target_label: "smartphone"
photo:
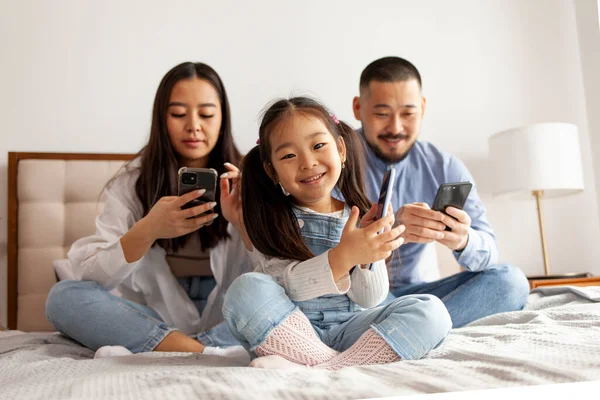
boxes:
[375,167,397,234]
[177,167,218,212]
[364,167,397,271]
[431,182,473,231]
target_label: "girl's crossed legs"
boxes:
[223,272,452,370]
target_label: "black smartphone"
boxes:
[365,167,397,271]
[177,167,218,212]
[375,167,397,234]
[431,182,473,231]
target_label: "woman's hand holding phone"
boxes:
[142,190,218,241]
[121,191,218,263]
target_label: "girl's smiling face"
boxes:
[267,114,346,213]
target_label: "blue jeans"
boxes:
[222,272,452,360]
[385,264,530,328]
[45,280,240,353]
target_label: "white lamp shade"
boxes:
[489,123,584,198]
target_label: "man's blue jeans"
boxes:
[385,264,530,328]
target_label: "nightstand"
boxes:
[528,275,600,289]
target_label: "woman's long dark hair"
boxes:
[135,62,241,252]
[241,97,371,261]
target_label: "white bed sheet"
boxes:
[1,286,599,400]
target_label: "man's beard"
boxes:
[366,133,415,164]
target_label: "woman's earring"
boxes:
[341,161,345,169]
[279,182,290,196]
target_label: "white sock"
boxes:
[250,355,309,370]
[203,345,251,364]
[94,345,133,359]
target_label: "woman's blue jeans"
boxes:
[45,280,239,353]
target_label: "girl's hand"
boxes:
[359,202,394,232]
[329,206,405,279]
[219,162,243,228]
[141,189,218,241]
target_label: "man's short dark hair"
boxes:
[359,56,422,92]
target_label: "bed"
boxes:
[2,152,600,399]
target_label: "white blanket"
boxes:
[1,286,599,400]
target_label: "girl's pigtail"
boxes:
[335,121,372,217]
[241,146,314,261]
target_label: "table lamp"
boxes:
[488,122,590,279]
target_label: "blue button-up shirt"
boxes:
[354,129,498,288]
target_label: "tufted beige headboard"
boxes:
[7,152,135,331]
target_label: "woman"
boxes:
[46,62,250,360]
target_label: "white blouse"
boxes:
[61,159,250,335]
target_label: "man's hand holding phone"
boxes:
[395,180,473,251]
[395,203,446,244]
[436,206,470,251]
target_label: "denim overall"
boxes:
[291,206,362,330]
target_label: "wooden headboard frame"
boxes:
[7,152,136,329]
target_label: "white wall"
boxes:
[1,0,599,327]
[574,0,600,235]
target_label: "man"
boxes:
[352,56,529,328]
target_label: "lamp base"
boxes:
[527,272,593,280]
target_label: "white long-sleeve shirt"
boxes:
[60,159,250,335]
[247,215,390,309]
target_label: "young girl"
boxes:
[45,62,250,361]
[219,97,451,370]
